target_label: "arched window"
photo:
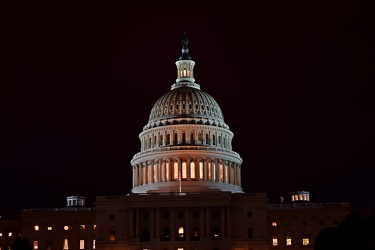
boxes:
[208,162,212,180]
[174,133,178,144]
[225,164,229,182]
[167,134,171,145]
[147,165,151,183]
[199,161,204,179]
[219,163,223,182]
[165,162,169,180]
[213,163,216,181]
[190,162,195,179]
[173,162,179,179]
[182,133,186,144]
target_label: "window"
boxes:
[47,240,52,250]
[8,232,12,237]
[34,225,39,231]
[302,238,309,245]
[47,226,52,231]
[178,213,184,219]
[93,224,97,230]
[247,228,253,238]
[272,237,278,246]
[219,164,223,181]
[225,165,229,182]
[79,240,84,249]
[63,238,68,250]
[110,231,115,241]
[110,214,115,220]
[0,233,2,236]
[165,162,169,179]
[80,225,86,230]
[319,220,324,225]
[247,212,253,217]
[143,213,149,219]
[190,162,195,179]
[271,221,277,227]
[199,162,204,179]
[192,212,199,218]
[64,226,69,231]
[178,227,184,239]
[208,162,212,180]
[193,227,199,237]
[33,240,38,249]
[286,236,292,246]
[92,240,96,249]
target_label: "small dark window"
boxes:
[213,213,219,218]
[143,213,149,219]
[333,220,339,225]
[163,213,169,219]
[319,220,325,225]
[193,212,199,218]
[302,221,308,226]
[247,212,253,217]
[110,214,115,220]
[247,228,253,238]
[178,213,184,219]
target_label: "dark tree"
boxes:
[10,237,33,250]
[314,211,375,250]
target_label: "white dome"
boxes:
[131,33,243,194]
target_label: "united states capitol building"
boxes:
[0,34,353,250]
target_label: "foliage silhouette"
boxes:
[10,237,33,250]
[314,211,375,250]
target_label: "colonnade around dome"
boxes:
[132,156,242,191]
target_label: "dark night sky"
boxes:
[2,2,375,214]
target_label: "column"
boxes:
[170,209,175,239]
[135,209,139,238]
[150,208,154,238]
[206,207,210,238]
[129,209,133,239]
[200,207,204,238]
[221,206,225,237]
[185,208,189,239]
[227,207,232,237]
[238,165,241,186]
[156,208,160,239]
[187,157,191,180]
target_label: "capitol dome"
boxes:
[131,33,243,194]
[145,85,229,130]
